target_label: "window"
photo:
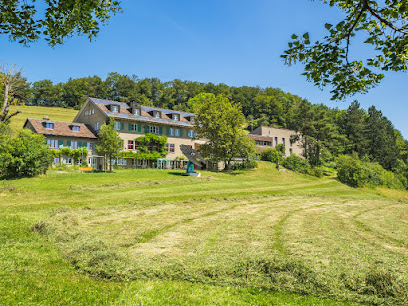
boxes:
[45,122,54,129]
[135,141,139,149]
[154,111,160,118]
[71,141,78,149]
[91,109,95,115]
[87,142,94,150]
[85,110,88,116]
[111,105,119,113]
[65,158,72,164]
[174,128,180,136]
[282,138,285,145]
[173,114,179,121]
[114,122,121,130]
[95,122,100,130]
[289,148,293,155]
[54,157,60,164]
[165,143,175,153]
[274,137,278,146]
[188,130,194,138]
[149,126,159,134]
[133,109,140,116]
[72,125,80,132]
[128,140,134,150]
[47,139,58,148]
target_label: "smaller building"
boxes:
[248,126,303,157]
[23,117,100,167]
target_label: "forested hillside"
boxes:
[4,72,408,175]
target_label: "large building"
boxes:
[24,98,303,170]
[248,126,303,157]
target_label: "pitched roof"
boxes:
[88,97,195,127]
[25,118,98,139]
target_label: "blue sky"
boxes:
[2,0,408,137]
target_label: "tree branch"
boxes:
[363,0,408,34]
[3,110,21,122]
[345,4,367,63]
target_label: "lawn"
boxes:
[8,105,78,131]
[1,162,407,305]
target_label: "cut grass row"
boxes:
[1,162,408,304]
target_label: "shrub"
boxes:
[1,129,52,178]
[307,166,324,178]
[233,160,258,170]
[282,154,311,173]
[261,148,283,163]
[336,155,405,189]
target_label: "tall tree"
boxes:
[0,0,122,46]
[0,64,30,123]
[283,0,408,100]
[95,120,123,172]
[191,93,256,169]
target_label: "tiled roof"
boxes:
[25,118,98,139]
[88,97,195,127]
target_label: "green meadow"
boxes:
[1,162,408,305]
[8,105,77,131]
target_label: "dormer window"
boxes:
[72,125,80,132]
[154,111,160,118]
[173,114,179,121]
[45,122,54,129]
[111,105,119,113]
[133,108,140,116]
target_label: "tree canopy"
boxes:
[191,93,257,169]
[0,0,122,46]
[95,120,123,171]
[282,0,408,100]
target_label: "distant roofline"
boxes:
[250,125,297,134]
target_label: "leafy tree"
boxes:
[31,80,64,107]
[338,101,369,156]
[191,93,257,169]
[282,0,408,99]
[95,120,123,172]
[0,0,122,46]
[261,148,283,163]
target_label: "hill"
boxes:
[1,162,408,304]
[8,105,78,131]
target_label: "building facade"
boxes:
[24,117,99,166]
[248,126,303,157]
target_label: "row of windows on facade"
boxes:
[126,140,175,153]
[45,122,80,132]
[255,137,292,147]
[111,105,181,121]
[95,121,197,138]
[47,139,94,150]
[84,109,95,116]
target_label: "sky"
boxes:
[1,0,408,137]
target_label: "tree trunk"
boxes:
[0,83,9,123]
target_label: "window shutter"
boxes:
[180,129,183,137]
[83,142,87,149]
[121,122,124,130]
[67,140,71,148]
[59,140,64,148]
[137,124,141,132]
[159,126,163,135]
[78,142,82,148]
[144,125,149,133]
[167,128,170,136]
[128,123,132,131]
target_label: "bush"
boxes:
[1,129,52,178]
[336,154,405,189]
[261,148,283,163]
[283,154,311,173]
[233,160,258,170]
[307,166,324,178]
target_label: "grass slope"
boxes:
[1,162,408,304]
[8,105,78,131]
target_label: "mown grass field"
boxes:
[1,162,408,305]
[8,105,77,131]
